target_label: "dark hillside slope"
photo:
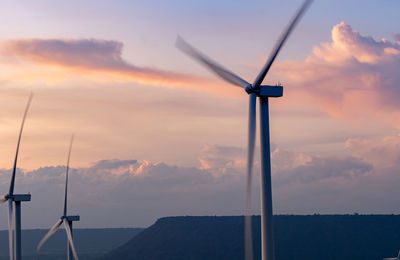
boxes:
[103,215,400,260]
[0,228,143,259]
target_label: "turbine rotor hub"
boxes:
[245,85,257,94]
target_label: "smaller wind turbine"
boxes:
[0,93,33,260]
[37,135,80,260]
[383,250,400,260]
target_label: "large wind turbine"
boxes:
[0,93,33,260]
[37,135,80,260]
[176,1,312,260]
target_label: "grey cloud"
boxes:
[0,144,393,229]
[274,156,372,186]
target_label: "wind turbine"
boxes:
[36,135,80,260]
[176,1,312,260]
[0,93,33,260]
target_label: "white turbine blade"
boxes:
[9,92,33,196]
[245,93,257,260]
[7,200,13,260]
[176,35,250,89]
[64,221,79,260]
[36,219,63,253]
[0,196,7,203]
[252,0,313,88]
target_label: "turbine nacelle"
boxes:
[11,194,31,202]
[245,85,283,98]
[62,215,80,222]
[2,194,31,202]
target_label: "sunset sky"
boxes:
[0,0,400,228]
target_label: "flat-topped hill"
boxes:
[103,215,400,260]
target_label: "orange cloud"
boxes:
[0,38,245,98]
[1,39,201,86]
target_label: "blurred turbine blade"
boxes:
[64,221,79,260]
[36,219,63,253]
[64,135,74,217]
[0,196,8,203]
[176,35,250,88]
[252,0,313,88]
[9,92,33,196]
[8,200,13,260]
[245,93,257,260]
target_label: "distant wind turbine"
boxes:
[36,135,80,260]
[176,1,313,260]
[0,93,33,260]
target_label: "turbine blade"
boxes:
[0,196,8,203]
[9,93,33,196]
[7,200,13,260]
[252,0,313,88]
[64,221,79,260]
[176,35,250,89]
[36,219,63,253]
[245,93,257,260]
[63,135,74,217]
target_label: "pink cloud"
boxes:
[276,22,400,127]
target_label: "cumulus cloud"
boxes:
[322,22,399,64]
[393,34,400,42]
[198,145,246,174]
[274,156,372,186]
[1,38,204,87]
[276,22,400,127]
[0,140,387,228]
[346,136,400,168]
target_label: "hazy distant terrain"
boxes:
[0,228,143,259]
[103,215,400,260]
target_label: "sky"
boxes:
[0,0,400,228]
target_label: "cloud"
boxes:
[274,155,372,186]
[345,136,400,168]
[393,34,400,42]
[198,145,245,174]
[325,22,399,64]
[276,22,400,127]
[0,140,387,229]
[1,38,206,88]
[2,158,245,228]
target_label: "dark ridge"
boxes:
[102,215,400,260]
